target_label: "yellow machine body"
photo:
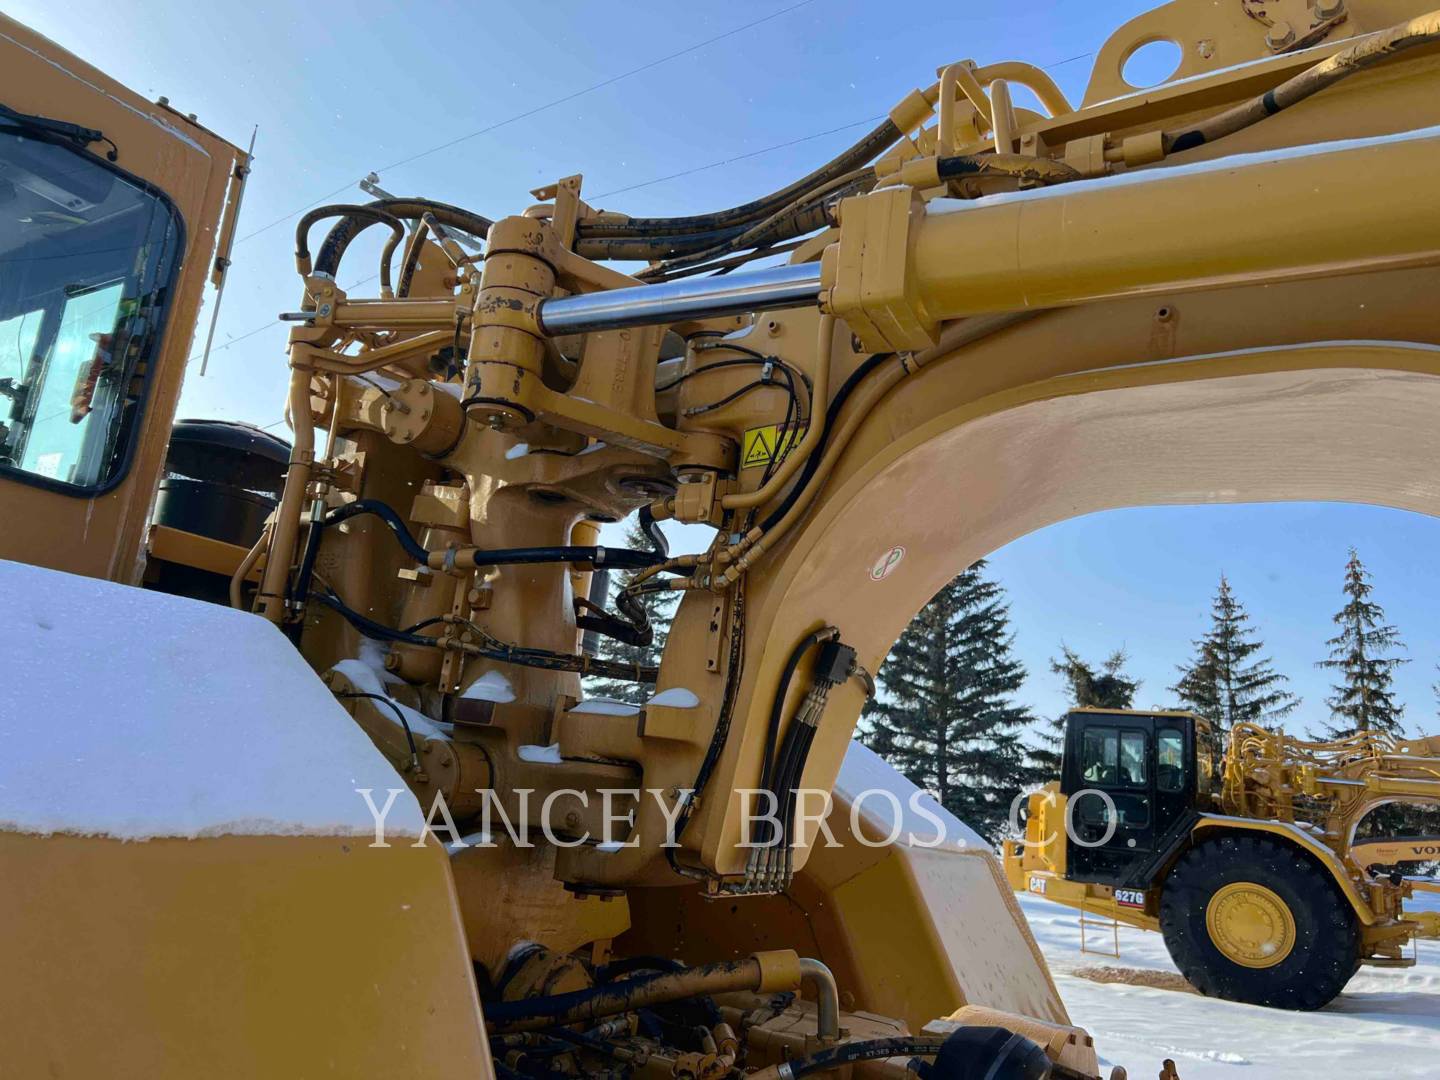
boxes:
[5,0,1440,1073]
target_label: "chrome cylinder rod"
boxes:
[536,261,823,336]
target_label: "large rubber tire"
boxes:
[1159,835,1359,1010]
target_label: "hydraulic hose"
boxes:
[314,591,659,682]
[295,205,405,295]
[312,197,495,281]
[1163,10,1440,154]
[756,350,894,532]
[396,217,431,297]
[721,314,836,512]
[576,117,903,240]
[934,152,1080,185]
[644,168,875,279]
[484,952,799,1033]
[315,499,666,572]
[573,222,752,262]
[748,1038,947,1080]
[759,628,838,801]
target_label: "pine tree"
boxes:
[1171,574,1298,729]
[1316,548,1408,738]
[1031,647,1139,775]
[859,560,1036,840]
[582,521,677,705]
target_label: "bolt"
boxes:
[384,654,402,671]
[1265,21,1296,50]
[1315,0,1345,18]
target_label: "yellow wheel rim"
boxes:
[1205,882,1297,969]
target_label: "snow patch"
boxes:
[1018,890,1440,1078]
[0,560,424,839]
[462,670,516,703]
[834,741,985,851]
[517,743,564,764]
[329,658,449,740]
[569,698,642,717]
[647,687,700,709]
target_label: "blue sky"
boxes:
[14,1,1435,733]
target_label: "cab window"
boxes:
[1119,730,1147,787]
[0,126,183,493]
[1081,726,1119,786]
[1157,727,1186,793]
[1079,725,1149,789]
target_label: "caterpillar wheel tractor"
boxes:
[1004,710,1440,1009]
[8,0,1440,1076]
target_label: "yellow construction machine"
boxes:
[6,0,1440,1075]
[1004,710,1440,1009]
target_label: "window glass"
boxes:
[1119,730,1147,787]
[1157,727,1185,793]
[0,129,182,491]
[1081,726,1118,786]
[1194,720,1222,798]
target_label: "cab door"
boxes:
[0,16,242,582]
[1061,712,1157,885]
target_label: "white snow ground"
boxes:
[1017,890,1440,1078]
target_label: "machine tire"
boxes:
[1159,834,1359,1010]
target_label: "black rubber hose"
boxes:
[313,591,435,646]
[595,955,686,983]
[484,957,769,1033]
[323,499,433,564]
[314,590,658,682]
[396,218,431,298]
[574,222,751,262]
[644,167,874,279]
[772,717,817,855]
[782,1037,947,1078]
[313,197,494,280]
[757,352,894,533]
[296,204,405,294]
[322,499,666,570]
[760,629,835,799]
[934,153,1080,185]
[576,117,903,238]
[335,690,420,764]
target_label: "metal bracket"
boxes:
[1241,0,1347,53]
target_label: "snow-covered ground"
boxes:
[1017,891,1440,1078]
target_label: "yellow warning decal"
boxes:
[741,423,804,469]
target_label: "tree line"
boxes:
[588,533,1422,842]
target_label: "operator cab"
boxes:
[1059,708,1220,887]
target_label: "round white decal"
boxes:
[870,546,905,581]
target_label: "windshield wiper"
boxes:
[0,103,117,161]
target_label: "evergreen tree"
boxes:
[582,521,677,705]
[1171,574,1298,729]
[1030,647,1139,775]
[1316,548,1407,738]
[859,560,1036,840]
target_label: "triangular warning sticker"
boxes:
[742,427,776,468]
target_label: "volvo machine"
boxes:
[5,0,1440,1075]
[1005,710,1440,1008]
